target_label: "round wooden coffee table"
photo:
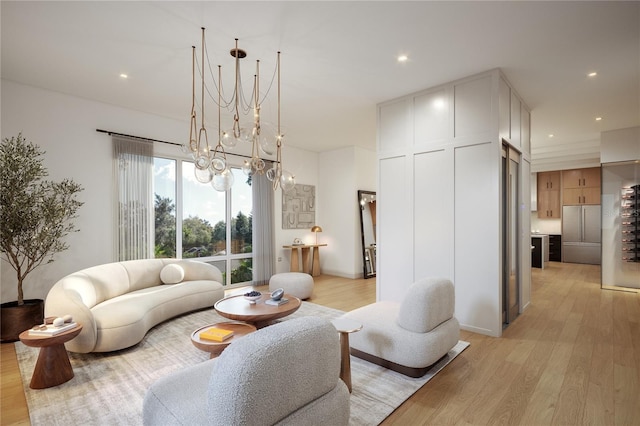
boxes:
[214,293,302,328]
[191,321,256,358]
[18,323,83,389]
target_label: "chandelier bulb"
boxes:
[212,168,235,192]
[221,130,237,148]
[210,157,226,173]
[194,167,214,184]
[180,143,192,155]
[194,154,211,171]
[242,159,252,176]
[280,170,296,192]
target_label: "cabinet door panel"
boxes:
[582,167,601,188]
[562,170,583,189]
[538,190,561,218]
[563,188,582,205]
[582,187,601,204]
[538,171,560,190]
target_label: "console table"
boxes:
[282,244,327,276]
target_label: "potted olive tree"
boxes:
[0,133,83,342]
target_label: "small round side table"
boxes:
[191,322,256,358]
[331,318,363,393]
[19,323,83,389]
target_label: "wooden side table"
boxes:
[19,324,83,389]
[282,244,327,276]
[331,318,362,393]
[190,322,256,358]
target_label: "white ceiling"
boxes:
[2,1,639,171]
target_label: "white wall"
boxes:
[317,146,377,279]
[273,145,320,274]
[601,126,640,164]
[530,216,562,235]
[0,80,324,302]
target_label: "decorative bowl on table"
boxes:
[270,288,284,301]
[243,291,262,304]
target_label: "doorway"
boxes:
[502,143,521,326]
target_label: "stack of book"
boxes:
[199,327,235,342]
[29,322,78,336]
[265,298,289,306]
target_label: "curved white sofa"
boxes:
[45,259,225,353]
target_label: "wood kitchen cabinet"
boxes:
[537,171,561,218]
[563,187,601,205]
[562,167,601,189]
[562,167,601,205]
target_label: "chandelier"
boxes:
[182,27,295,192]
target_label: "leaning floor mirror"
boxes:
[358,190,376,278]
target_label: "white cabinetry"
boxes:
[377,69,531,338]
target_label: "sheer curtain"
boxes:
[252,172,275,285]
[112,135,154,261]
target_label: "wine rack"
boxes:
[621,184,639,263]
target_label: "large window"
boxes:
[153,158,253,287]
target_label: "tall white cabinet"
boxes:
[377,69,531,337]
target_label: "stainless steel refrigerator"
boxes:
[562,205,601,264]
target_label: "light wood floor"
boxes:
[2,263,639,425]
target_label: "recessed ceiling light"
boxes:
[587,72,597,77]
[595,117,602,121]
[548,134,554,138]
[119,73,128,79]
[397,55,408,63]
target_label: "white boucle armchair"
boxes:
[142,316,350,426]
[44,259,224,353]
[342,277,459,377]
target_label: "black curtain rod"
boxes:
[96,128,261,161]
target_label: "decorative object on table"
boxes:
[180,28,295,193]
[292,238,303,245]
[282,184,315,229]
[243,290,262,304]
[0,133,84,342]
[270,288,284,301]
[311,225,323,244]
[265,287,289,306]
[29,314,76,336]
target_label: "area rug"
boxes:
[14,302,469,425]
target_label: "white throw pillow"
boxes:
[160,264,185,284]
